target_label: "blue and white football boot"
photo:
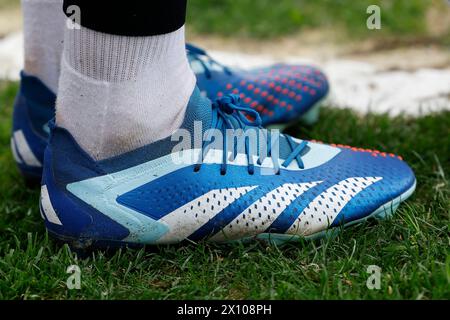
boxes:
[187,44,329,127]
[11,72,56,183]
[40,89,416,248]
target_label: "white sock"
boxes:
[22,0,65,93]
[56,25,196,160]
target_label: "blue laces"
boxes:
[186,43,233,79]
[194,95,309,175]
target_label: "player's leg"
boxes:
[12,0,194,179]
[57,0,194,160]
[11,0,64,181]
[39,1,416,247]
[22,0,65,93]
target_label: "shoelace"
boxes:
[186,43,233,79]
[194,94,309,175]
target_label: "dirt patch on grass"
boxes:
[0,7,21,38]
[188,30,450,72]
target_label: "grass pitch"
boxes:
[0,81,449,299]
